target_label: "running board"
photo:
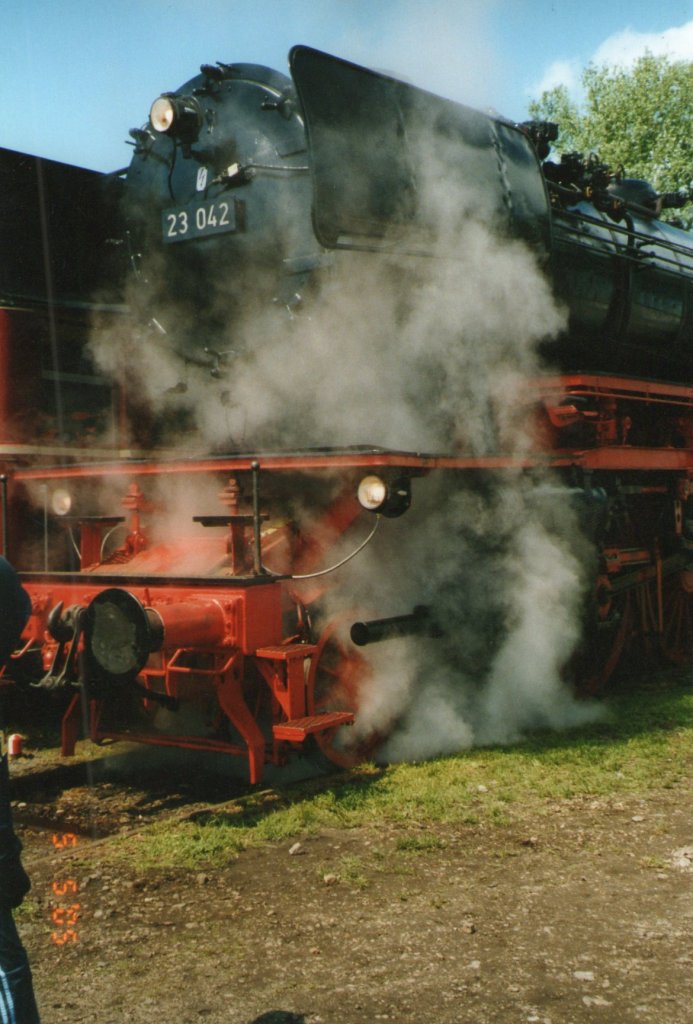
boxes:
[273,712,354,742]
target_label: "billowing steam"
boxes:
[312,468,602,764]
[86,67,604,761]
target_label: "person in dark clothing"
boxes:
[0,557,31,668]
[0,557,41,1023]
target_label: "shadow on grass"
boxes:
[181,664,691,838]
[9,662,691,842]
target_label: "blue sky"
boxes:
[2,0,691,171]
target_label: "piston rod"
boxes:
[350,606,440,646]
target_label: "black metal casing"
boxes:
[123,45,693,383]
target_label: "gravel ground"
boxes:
[8,739,692,1024]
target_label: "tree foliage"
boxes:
[528,54,693,225]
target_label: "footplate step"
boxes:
[273,712,354,742]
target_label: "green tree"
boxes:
[528,54,693,226]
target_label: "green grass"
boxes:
[110,672,692,870]
[394,833,447,852]
[320,853,371,889]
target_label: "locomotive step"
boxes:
[256,644,318,660]
[273,712,354,741]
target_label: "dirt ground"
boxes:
[8,734,693,1024]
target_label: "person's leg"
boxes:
[0,908,40,1024]
[0,746,40,1023]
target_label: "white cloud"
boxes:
[527,19,692,103]
[527,58,582,99]
[592,19,693,66]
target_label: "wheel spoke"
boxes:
[661,574,693,663]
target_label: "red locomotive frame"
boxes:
[4,372,691,783]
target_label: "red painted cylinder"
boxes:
[8,734,23,757]
[150,599,228,649]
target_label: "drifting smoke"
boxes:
[328,0,502,112]
[87,57,605,762]
[322,471,602,764]
[94,212,561,455]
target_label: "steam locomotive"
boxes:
[125,46,692,381]
[2,47,692,781]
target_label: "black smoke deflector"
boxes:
[289,45,551,255]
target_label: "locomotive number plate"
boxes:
[162,198,236,244]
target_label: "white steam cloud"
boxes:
[323,472,601,764]
[332,0,501,111]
